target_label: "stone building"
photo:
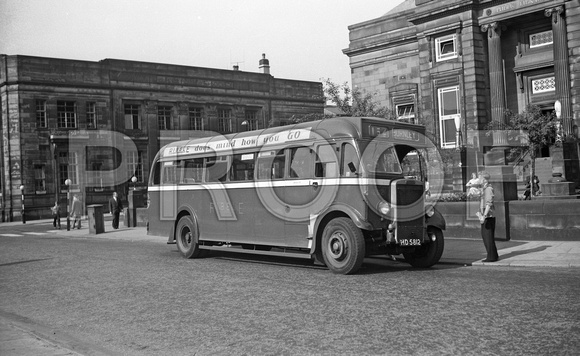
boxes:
[344,0,580,197]
[0,54,323,222]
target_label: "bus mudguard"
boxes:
[309,203,372,254]
[168,205,199,243]
[426,206,446,231]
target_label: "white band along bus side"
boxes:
[147,117,446,274]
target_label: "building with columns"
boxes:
[0,54,323,222]
[344,0,580,197]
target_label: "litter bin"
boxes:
[87,204,105,234]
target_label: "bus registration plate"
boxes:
[399,238,422,246]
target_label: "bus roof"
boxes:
[158,117,426,161]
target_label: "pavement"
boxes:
[1,218,579,355]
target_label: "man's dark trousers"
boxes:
[112,210,120,229]
[109,197,122,229]
[481,217,499,261]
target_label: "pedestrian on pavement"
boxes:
[523,175,540,200]
[51,201,61,229]
[70,195,83,229]
[477,171,499,262]
[466,172,481,199]
[109,192,123,229]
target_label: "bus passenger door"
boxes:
[253,150,287,246]
[224,153,256,243]
[284,144,338,248]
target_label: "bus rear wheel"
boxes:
[321,218,365,275]
[404,227,444,268]
[176,216,205,259]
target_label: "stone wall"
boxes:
[509,200,580,240]
[436,199,580,241]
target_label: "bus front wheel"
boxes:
[176,216,205,259]
[321,218,365,275]
[404,227,444,268]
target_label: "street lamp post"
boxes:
[65,178,71,231]
[453,115,467,192]
[19,185,25,224]
[550,100,566,184]
[50,140,59,209]
[554,100,563,146]
[130,176,138,228]
[454,115,463,151]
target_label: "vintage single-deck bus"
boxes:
[147,117,446,274]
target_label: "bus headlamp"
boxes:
[426,206,435,217]
[378,201,391,216]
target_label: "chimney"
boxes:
[233,64,239,71]
[259,53,270,74]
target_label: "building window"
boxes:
[532,76,555,94]
[530,30,553,48]
[90,162,104,191]
[59,152,78,188]
[435,34,458,62]
[396,103,415,124]
[86,102,97,129]
[438,86,460,148]
[36,100,47,128]
[189,107,204,130]
[127,151,144,182]
[158,105,172,130]
[34,165,46,193]
[244,110,258,130]
[218,108,232,133]
[57,101,77,128]
[124,104,141,130]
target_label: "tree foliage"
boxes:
[322,78,396,119]
[486,105,557,198]
[275,79,396,126]
[487,104,557,161]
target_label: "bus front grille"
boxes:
[394,182,425,244]
[396,183,423,206]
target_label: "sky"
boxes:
[0,0,403,86]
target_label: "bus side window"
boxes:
[315,144,338,178]
[231,153,255,181]
[341,143,359,177]
[161,161,179,184]
[152,161,161,185]
[257,150,285,180]
[182,158,203,183]
[205,156,229,182]
[289,147,313,179]
[376,147,402,174]
[272,150,286,179]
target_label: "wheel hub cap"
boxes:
[328,232,347,260]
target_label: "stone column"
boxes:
[479,22,517,240]
[542,6,580,193]
[481,22,509,165]
[545,6,572,137]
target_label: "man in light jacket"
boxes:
[477,171,499,262]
